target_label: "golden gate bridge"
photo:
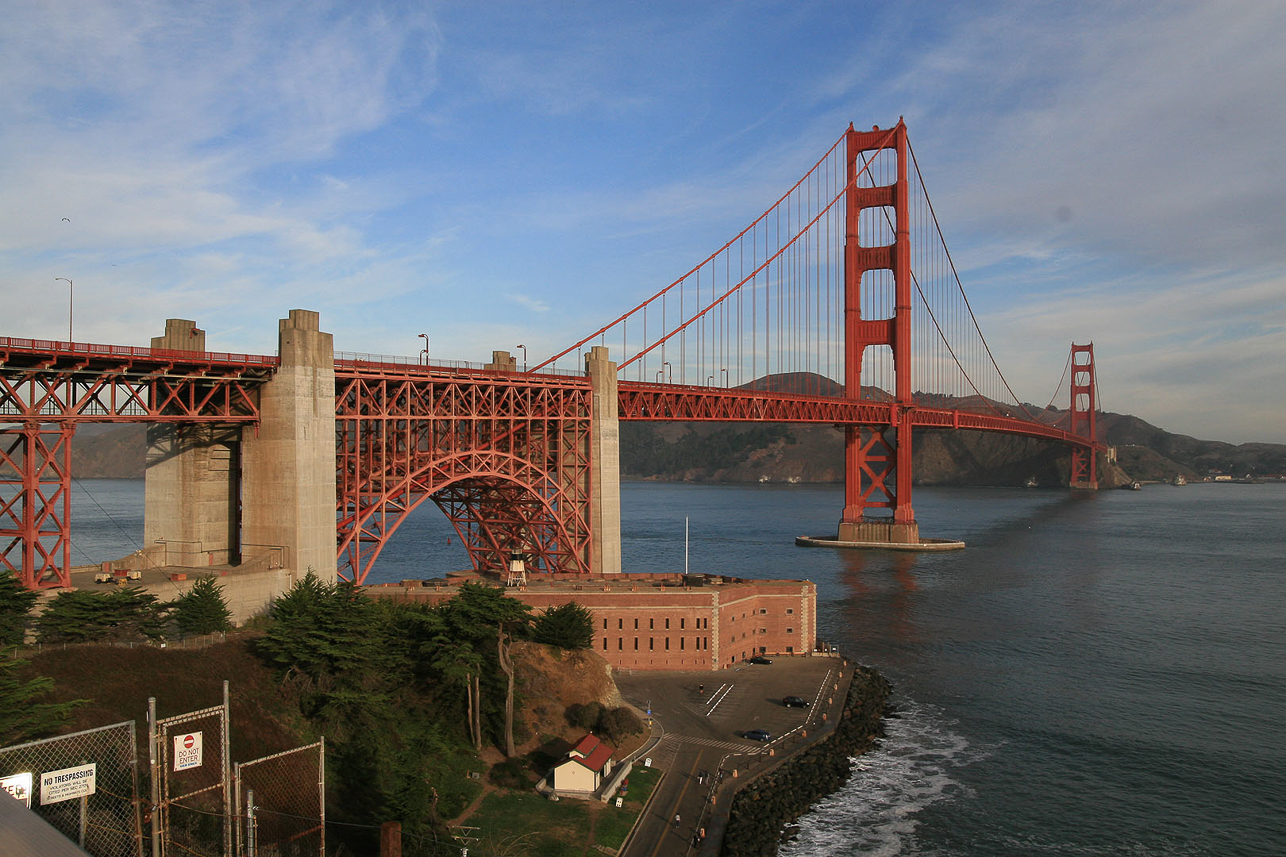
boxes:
[1,120,1100,590]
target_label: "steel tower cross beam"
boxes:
[838,120,920,545]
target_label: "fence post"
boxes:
[246,789,256,857]
[319,736,326,857]
[79,792,88,848]
[149,696,161,857]
[380,821,401,857]
[223,680,233,857]
[233,762,242,857]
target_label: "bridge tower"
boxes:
[1069,343,1098,489]
[838,120,920,545]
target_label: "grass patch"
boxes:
[466,765,662,856]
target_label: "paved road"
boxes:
[615,657,847,857]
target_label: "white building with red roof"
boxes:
[551,733,615,795]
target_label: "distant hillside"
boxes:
[65,378,1286,487]
[71,424,146,479]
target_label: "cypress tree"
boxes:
[0,568,38,646]
[171,575,234,636]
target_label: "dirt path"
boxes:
[447,782,496,826]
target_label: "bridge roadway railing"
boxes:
[0,335,278,371]
[617,380,1097,451]
[0,337,276,423]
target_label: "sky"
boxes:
[2,0,1283,444]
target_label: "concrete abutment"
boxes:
[143,310,337,583]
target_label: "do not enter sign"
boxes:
[173,732,204,771]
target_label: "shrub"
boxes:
[565,700,604,731]
[37,586,168,644]
[171,576,234,636]
[599,706,644,744]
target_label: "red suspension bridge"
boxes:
[2,120,1100,590]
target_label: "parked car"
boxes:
[744,728,772,742]
[783,695,809,708]
[747,655,773,665]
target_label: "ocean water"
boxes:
[65,479,1286,856]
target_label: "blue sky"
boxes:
[2,1,1283,444]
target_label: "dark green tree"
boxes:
[256,572,388,684]
[532,601,595,649]
[36,586,168,644]
[0,567,38,646]
[171,575,234,636]
[0,646,84,744]
[439,584,532,756]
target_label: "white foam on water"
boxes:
[779,698,988,857]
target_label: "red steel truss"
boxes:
[0,425,72,588]
[335,362,594,584]
[619,380,1095,444]
[0,336,273,588]
[0,336,274,423]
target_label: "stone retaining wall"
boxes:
[721,664,892,857]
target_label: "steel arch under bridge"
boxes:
[334,363,593,583]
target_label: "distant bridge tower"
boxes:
[1069,343,1098,489]
[838,120,920,545]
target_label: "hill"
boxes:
[63,379,1286,486]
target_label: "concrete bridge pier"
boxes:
[586,345,622,575]
[143,311,337,582]
[144,320,241,568]
[241,310,338,582]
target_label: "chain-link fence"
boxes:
[234,740,324,857]
[0,720,143,857]
[156,703,231,857]
[3,684,325,857]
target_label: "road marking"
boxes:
[649,750,703,857]
[705,684,735,717]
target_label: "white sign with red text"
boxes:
[2,772,34,807]
[173,731,204,771]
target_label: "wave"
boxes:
[779,697,987,857]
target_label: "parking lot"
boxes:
[615,656,847,856]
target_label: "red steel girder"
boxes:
[618,381,1095,453]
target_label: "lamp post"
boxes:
[418,333,429,365]
[663,361,672,383]
[721,368,729,387]
[516,344,527,372]
[55,277,73,341]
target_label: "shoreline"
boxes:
[718,662,892,857]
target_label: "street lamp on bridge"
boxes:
[54,277,72,341]
[418,333,429,365]
[516,344,527,372]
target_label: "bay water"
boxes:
[66,478,1286,856]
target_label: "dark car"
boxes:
[747,655,773,665]
[783,695,810,708]
[744,728,772,742]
